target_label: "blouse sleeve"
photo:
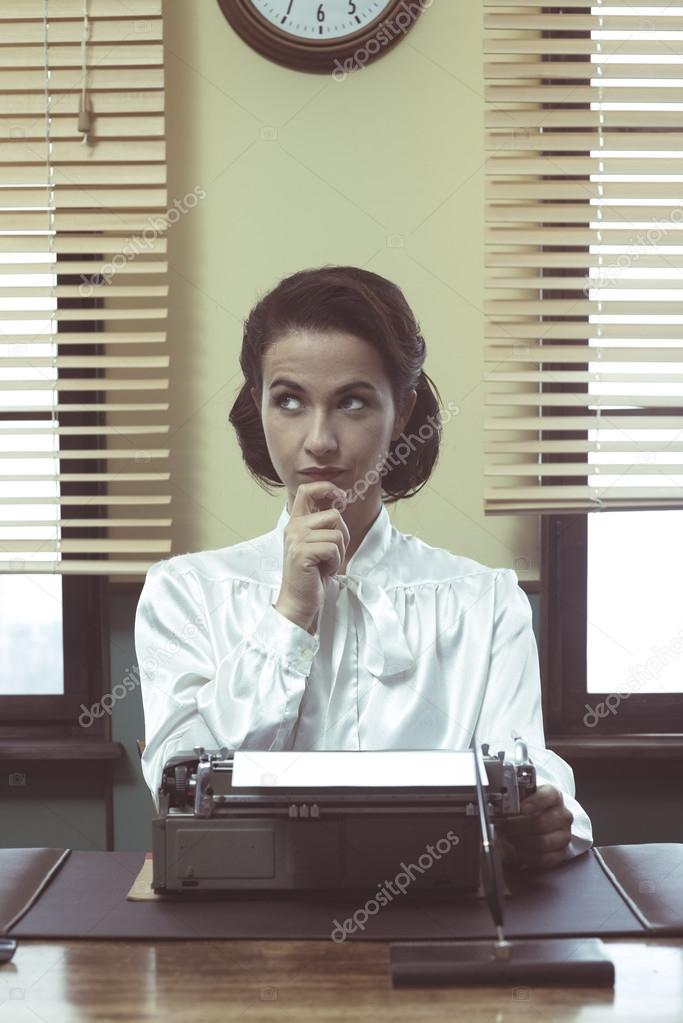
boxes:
[135,559,320,811]
[474,569,593,859]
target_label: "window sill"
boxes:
[548,734,683,759]
[0,739,124,761]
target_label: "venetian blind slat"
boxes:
[484,2,683,514]
[0,0,170,573]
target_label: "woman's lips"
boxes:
[300,469,345,478]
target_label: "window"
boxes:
[0,251,64,697]
[484,3,683,734]
[0,0,170,733]
[0,255,107,725]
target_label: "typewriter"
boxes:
[151,744,536,895]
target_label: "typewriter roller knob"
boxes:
[514,736,529,764]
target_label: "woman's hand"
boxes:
[495,784,573,869]
[273,480,350,634]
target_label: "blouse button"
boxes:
[301,648,315,660]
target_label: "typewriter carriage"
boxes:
[151,746,536,895]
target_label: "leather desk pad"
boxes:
[7,844,667,941]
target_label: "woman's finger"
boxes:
[519,784,563,816]
[497,806,573,837]
[510,828,571,855]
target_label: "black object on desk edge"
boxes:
[389,740,616,988]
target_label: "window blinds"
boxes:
[0,0,170,574]
[484,1,683,514]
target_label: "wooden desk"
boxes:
[2,938,682,1022]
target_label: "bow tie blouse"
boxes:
[135,500,593,858]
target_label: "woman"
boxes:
[136,265,592,869]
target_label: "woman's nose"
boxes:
[304,414,339,452]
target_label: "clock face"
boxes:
[217,0,426,74]
[250,0,396,41]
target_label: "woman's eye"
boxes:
[342,395,366,410]
[273,393,365,412]
[273,393,298,411]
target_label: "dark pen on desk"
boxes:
[472,737,511,961]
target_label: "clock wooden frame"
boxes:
[216,0,426,75]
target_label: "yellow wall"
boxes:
[161,0,539,579]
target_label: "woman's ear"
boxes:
[392,388,418,441]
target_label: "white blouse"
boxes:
[135,500,593,858]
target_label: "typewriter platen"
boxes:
[151,745,536,894]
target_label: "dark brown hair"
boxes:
[228,265,444,504]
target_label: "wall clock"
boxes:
[216,0,429,76]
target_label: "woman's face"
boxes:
[250,328,417,511]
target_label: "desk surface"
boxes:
[1,938,682,1022]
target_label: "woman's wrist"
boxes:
[272,599,316,634]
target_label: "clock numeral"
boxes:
[317,3,325,22]
[348,1,357,13]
